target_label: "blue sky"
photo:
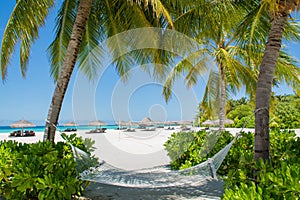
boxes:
[0,2,298,126]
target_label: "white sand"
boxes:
[1,127,299,170]
[0,127,188,170]
[2,127,298,199]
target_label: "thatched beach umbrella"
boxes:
[10,119,36,134]
[212,119,234,125]
[179,120,193,126]
[128,121,138,127]
[139,117,154,126]
[163,121,178,126]
[63,121,78,126]
[88,120,106,129]
[116,120,128,127]
[202,120,214,126]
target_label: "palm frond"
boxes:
[275,50,300,90]
[162,59,186,102]
[1,0,54,80]
[127,0,174,28]
[47,0,77,80]
[235,0,270,47]
[226,45,258,86]
[283,20,300,42]
[77,2,104,80]
[182,49,210,88]
[201,69,220,119]
[104,0,137,80]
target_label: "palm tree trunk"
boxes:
[43,0,92,142]
[219,64,226,131]
[254,10,289,161]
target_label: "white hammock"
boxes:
[70,130,237,188]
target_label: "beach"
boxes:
[0,127,226,199]
[1,128,299,199]
[1,128,181,169]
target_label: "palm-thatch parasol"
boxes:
[202,119,214,126]
[116,120,128,127]
[128,121,138,127]
[10,119,36,134]
[139,117,154,126]
[163,121,178,125]
[63,121,78,126]
[88,120,107,129]
[212,119,234,125]
[178,120,193,125]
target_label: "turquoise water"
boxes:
[0,125,119,134]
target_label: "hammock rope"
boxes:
[48,107,266,188]
[73,129,237,188]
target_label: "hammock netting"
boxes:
[70,130,237,188]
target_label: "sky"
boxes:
[0,1,298,126]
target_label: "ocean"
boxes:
[0,125,119,134]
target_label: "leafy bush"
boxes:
[223,161,300,200]
[164,129,300,199]
[223,129,300,199]
[0,134,95,200]
[164,130,233,170]
[196,95,300,129]
[273,102,300,128]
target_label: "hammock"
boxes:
[69,129,238,188]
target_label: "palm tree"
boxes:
[44,0,92,142]
[160,0,299,132]
[255,1,300,161]
[1,0,174,142]
[161,0,257,130]
[44,0,174,142]
[0,0,92,142]
[238,0,300,161]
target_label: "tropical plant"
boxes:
[226,104,254,127]
[45,0,177,142]
[158,0,300,134]
[272,96,300,128]
[0,138,92,199]
[44,0,93,142]
[0,0,174,142]
[226,97,249,113]
[164,130,234,171]
[238,0,300,161]
[223,130,300,199]
[160,0,257,130]
[161,1,299,131]
[0,0,54,79]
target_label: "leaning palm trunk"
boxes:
[44,0,92,142]
[254,7,289,161]
[219,64,226,130]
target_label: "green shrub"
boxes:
[273,102,300,129]
[164,130,233,170]
[223,129,300,199]
[164,129,300,199]
[0,134,95,200]
[223,161,300,200]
